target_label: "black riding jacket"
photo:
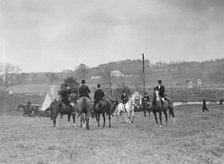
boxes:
[78,84,91,98]
[155,85,165,97]
[94,88,105,102]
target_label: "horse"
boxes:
[140,99,152,117]
[17,104,38,116]
[110,99,119,114]
[94,99,112,127]
[151,90,175,127]
[50,100,78,128]
[113,98,135,123]
[77,96,92,130]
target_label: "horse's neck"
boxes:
[152,92,158,104]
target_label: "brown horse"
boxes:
[77,96,92,130]
[151,90,175,127]
[141,99,151,117]
[50,100,78,128]
[94,99,112,127]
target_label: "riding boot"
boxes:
[160,98,164,109]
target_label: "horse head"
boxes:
[126,98,135,111]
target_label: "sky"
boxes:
[1,0,224,72]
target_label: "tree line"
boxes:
[1,58,224,90]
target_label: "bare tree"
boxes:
[0,63,21,89]
[75,64,88,80]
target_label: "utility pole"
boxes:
[2,40,6,90]
[142,53,145,94]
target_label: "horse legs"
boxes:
[124,112,129,123]
[53,118,57,128]
[163,110,168,124]
[80,114,83,128]
[131,111,134,123]
[143,108,146,117]
[148,108,151,117]
[108,112,111,128]
[85,113,90,130]
[159,111,162,127]
[52,112,58,128]
[169,107,175,123]
[96,113,100,127]
[72,113,76,127]
[66,114,71,127]
[153,111,158,125]
[102,113,106,127]
[82,114,86,129]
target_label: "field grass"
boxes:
[1,104,224,164]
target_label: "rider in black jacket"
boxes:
[155,80,165,107]
[94,84,105,107]
[78,80,91,99]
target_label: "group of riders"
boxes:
[24,79,166,115]
[57,79,167,112]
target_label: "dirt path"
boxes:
[1,104,224,164]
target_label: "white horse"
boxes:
[113,98,135,123]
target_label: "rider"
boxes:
[60,84,71,105]
[78,79,91,99]
[143,92,150,102]
[94,84,105,108]
[121,90,128,112]
[155,80,165,107]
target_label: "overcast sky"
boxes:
[1,0,224,72]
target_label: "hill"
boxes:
[3,58,224,96]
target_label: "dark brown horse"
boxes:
[77,96,92,130]
[50,100,78,128]
[151,90,175,127]
[141,99,151,117]
[94,99,112,127]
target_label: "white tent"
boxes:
[40,93,52,111]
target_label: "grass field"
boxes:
[1,104,224,164]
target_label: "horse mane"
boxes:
[152,92,157,105]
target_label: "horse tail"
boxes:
[165,97,175,118]
[49,105,53,120]
[165,97,173,108]
[78,97,87,117]
[106,100,111,116]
